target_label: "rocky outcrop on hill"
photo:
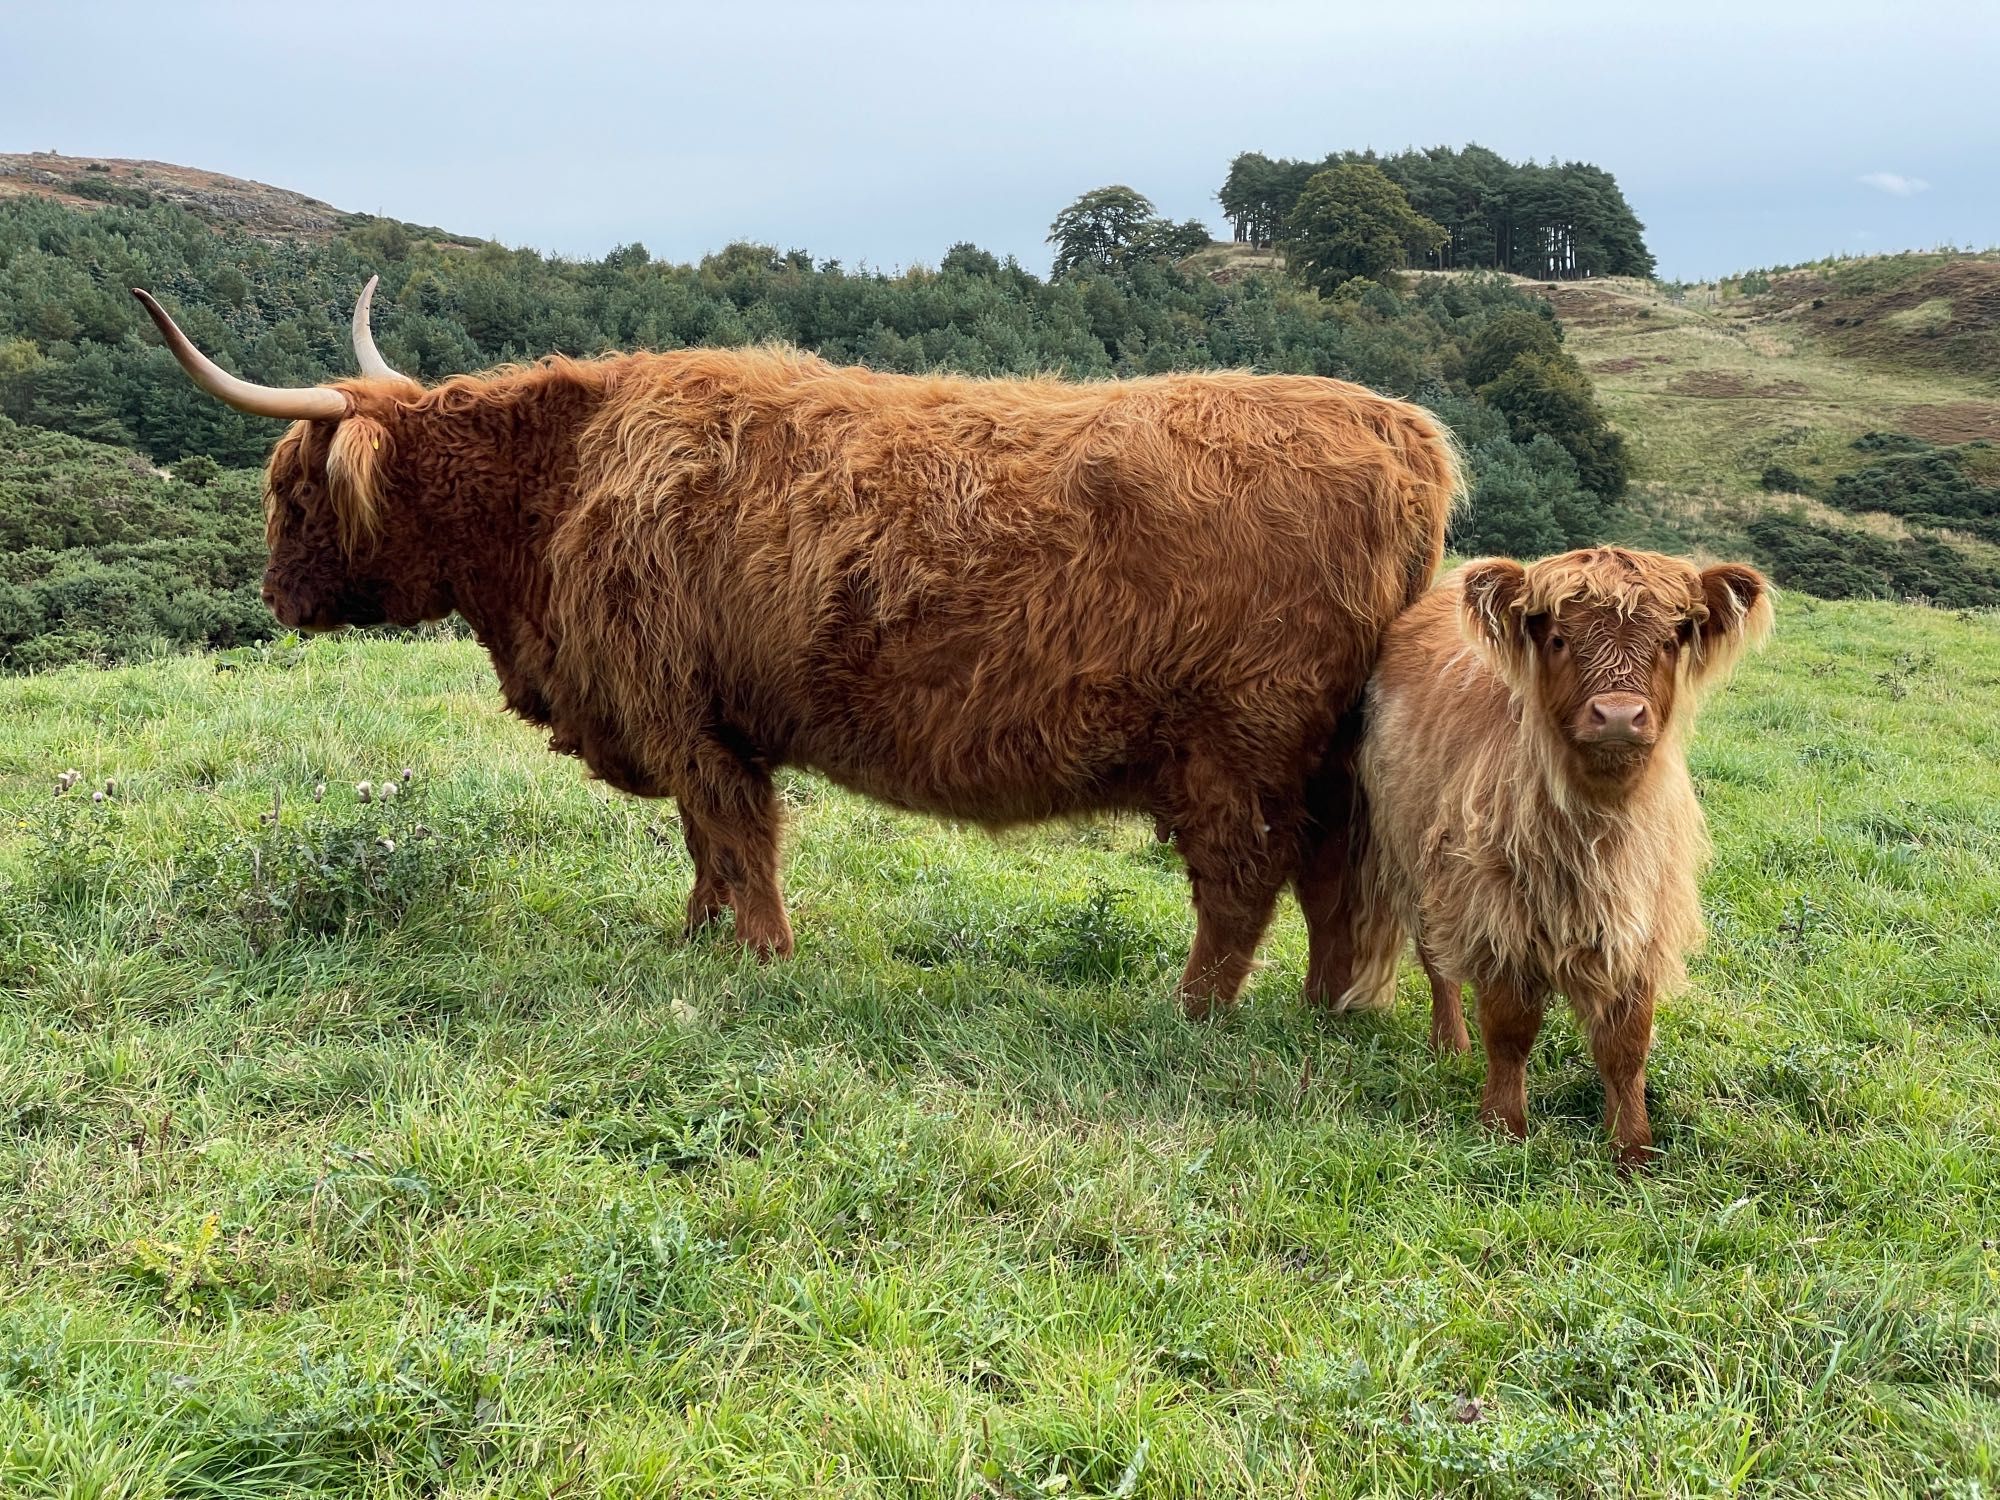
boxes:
[0,151,355,242]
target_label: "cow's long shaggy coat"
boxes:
[1337,547,1770,1160]
[258,346,1461,1010]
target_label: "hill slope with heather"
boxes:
[1518,256,2000,603]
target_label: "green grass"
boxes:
[0,602,1996,1497]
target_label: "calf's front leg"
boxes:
[1474,978,1544,1139]
[1585,987,1656,1169]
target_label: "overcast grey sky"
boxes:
[9,1,1997,282]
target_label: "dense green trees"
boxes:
[1047,187,1160,278]
[1453,301,1630,501]
[0,190,1616,478]
[1279,164,1447,295]
[1046,187,1211,279]
[0,417,270,669]
[1479,353,1630,499]
[1221,144,1654,279]
[1464,308,1563,388]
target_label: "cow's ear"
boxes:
[325,413,390,557]
[1694,562,1773,680]
[1459,559,1528,653]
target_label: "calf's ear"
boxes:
[1693,562,1773,681]
[1699,563,1771,644]
[1459,559,1529,650]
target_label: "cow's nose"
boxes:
[1586,695,1649,741]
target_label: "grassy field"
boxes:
[0,598,1996,1497]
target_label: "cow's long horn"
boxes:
[351,275,406,382]
[132,290,348,422]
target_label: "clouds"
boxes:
[1858,172,1932,197]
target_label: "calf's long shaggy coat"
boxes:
[1339,547,1771,1161]
[245,343,1461,1010]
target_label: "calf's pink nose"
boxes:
[1587,696,1649,739]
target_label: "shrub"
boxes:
[1465,308,1563,389]
[1746,512,2000,607]
[170,454,221,488]
[1760,463,1813,494]
[1478,352,1630,499]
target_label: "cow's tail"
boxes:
[1330,778,1406,1014]
[1388,397,1468,613]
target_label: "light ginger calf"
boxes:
[1338,547,1772,1165]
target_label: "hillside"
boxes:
[1526,256,2000,499]
[0,151,482,247]
[0,602,1993,1494]
[1515,259,2000,599]
[1191,241,2000,500]
[1175,243,2000,604]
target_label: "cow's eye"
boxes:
[1547,633,1566,653]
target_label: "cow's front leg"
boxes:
[1419,941,1470,1055]
[679,740,793,960]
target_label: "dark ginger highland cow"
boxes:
[135,281,1461,1014]
[1336,546,1772,1165]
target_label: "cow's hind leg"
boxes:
[680,810,733,936]
[1172,781,1294,1020]
[1295,815,1355,1010]
[1295,713,1368,1009]
[678,741,794,960]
